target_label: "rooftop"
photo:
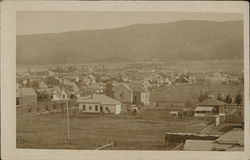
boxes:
[215,128,244,145]
[16,88,37,97]
[183,140,214,151]
[197,98,225,106]
[77,94,121,105]
[121,83,146,92]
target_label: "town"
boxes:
[16,61,244,151]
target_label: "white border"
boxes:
[1,1,249,160]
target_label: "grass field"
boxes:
[16,110,208,150]
[150,84,243,107]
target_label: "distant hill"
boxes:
[17,20,243,64]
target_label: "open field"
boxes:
[16,110,209,150]
[150,84,244,107]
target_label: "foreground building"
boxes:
[77,94,121,115]
[183,128,244,151]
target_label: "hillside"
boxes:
[17,20,243,64]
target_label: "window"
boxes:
[133,96,137,103]
[89,106,92,110]
[16,98,20,105]
[120,92,124,99]
[95,105,98,111]
[82,105,86,111]
[63,95,65,99]
[106,107,109,111]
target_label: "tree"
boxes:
[199,92,204,102]
[199,92,209,102]
[217,93,224,101]
[224,94,233,104]
[44,76,60,86]
[31,80,40,89]
[235,92,243,105]
[185,99,194,108]
[203,92,209,100]
[26,78,31,87]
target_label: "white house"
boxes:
[50,89,69,101]
[77,94,121,115]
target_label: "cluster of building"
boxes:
[16,64,244,117]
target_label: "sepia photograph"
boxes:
[1,1,249,160]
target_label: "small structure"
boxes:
[16,88,37,108]
[194,98,225,118]
[113,83,149,105]
[170,111,179,118]
[77,94,121,115]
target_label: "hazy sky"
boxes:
[17,11,243,35]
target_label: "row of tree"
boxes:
[198,92,243,105]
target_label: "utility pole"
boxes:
[66,98,70,143]
[20,87,23,118]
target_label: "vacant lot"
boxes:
[16,110,208,150]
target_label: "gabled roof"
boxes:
[117,83,146,92]
[16,88,37,97]
[77,94,121,105]
[197,98,225,106]
[195,106,214,112]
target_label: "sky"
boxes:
[16,11,243,35]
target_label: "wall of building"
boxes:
[141,92,150,105]
[101,104,121,115]
[79,103,100,113]
[113,85,132,104]
[132,92,141,105]
[16,95,37,108]
[78,103,121,115]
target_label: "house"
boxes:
[49,88,69,101]
[16,88,37,108]
[77,94,121,115]
[194,98,225,118]
[113,83,149,105]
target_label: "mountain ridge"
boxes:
[17,20,243,65]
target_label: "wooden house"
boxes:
[113,83,149,105]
